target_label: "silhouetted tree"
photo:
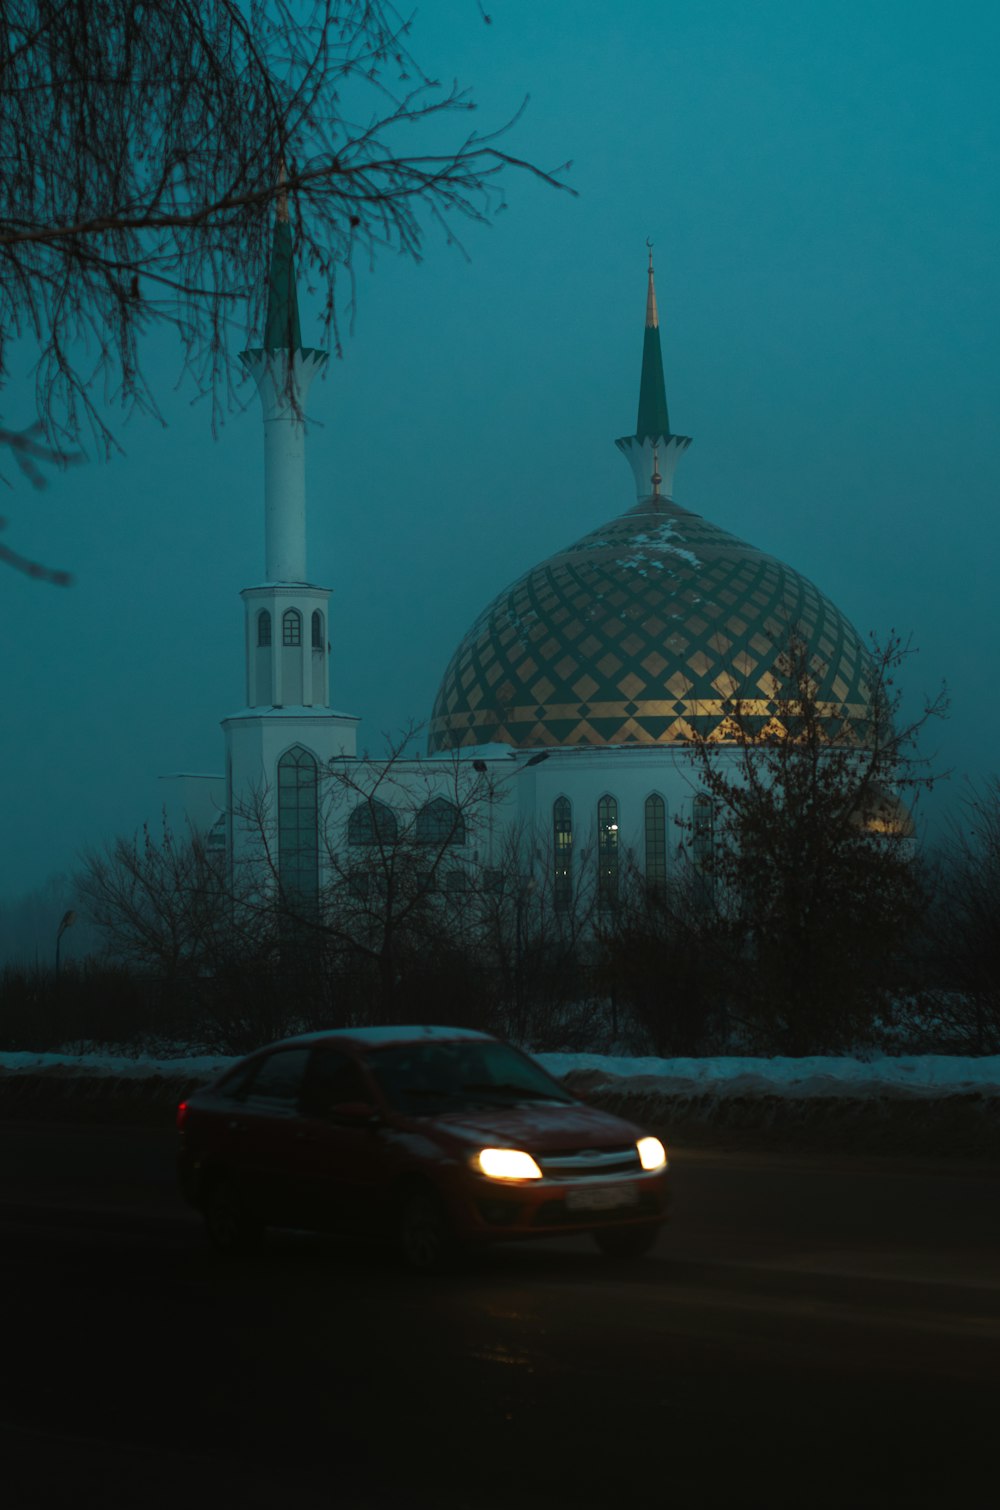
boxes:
[924,780,1000,1052]
[685,632,946,1053]
[78,817,240,984]
[596,859,730,1056]
[1,0,568,580]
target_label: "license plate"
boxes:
[565,1182,638,1212]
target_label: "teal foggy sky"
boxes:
[1,0,997,909]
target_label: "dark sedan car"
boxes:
[177,1026,671,1270]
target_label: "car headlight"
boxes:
[476,1148,543,1181]
[636,1136,667,1171]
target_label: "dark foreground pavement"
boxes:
[2,1122,1000,1509]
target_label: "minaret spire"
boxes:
[615,243,691,501]
[645,241,659,327]
[636,242,670,442]
[261,166,303,355]
[241,194,326,583]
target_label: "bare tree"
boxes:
[469,824,603,1048]
[77,816,239,983]
[924,780,1000,1052]
[1,1,570,578]
[684,631,947,1053]
[320,759,484,1021]
[77,815,318,1049]
[226,733,506,1023]
[596,857,731,1056]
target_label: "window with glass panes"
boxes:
[416,798,465,846]
[282,609,302,646]
[348,799,398,846]
[277,746,318,908]
[553,798,573,911]
[645,794,667,891]
[597,794,619,909]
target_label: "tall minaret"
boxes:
[241,188,325,584]
[615,245,692,500]
[223,200,358,871]
[236,199,333,711]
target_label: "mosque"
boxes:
[166,208,874,912]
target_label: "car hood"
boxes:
[428,1100,641,1151]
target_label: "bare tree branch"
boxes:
[1,1,572,578]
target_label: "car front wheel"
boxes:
[592,1221,660,1259]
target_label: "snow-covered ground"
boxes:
[2,1048,1000,1100]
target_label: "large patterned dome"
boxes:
[428,493,873,752]
[429,255,873,755]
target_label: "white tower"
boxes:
[223,201,358,886]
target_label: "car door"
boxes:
[224,1046,313,1226]
[293,1045,388,1233]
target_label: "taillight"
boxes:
[176,1101,189,1131]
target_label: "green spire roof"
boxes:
[635,251,670,441]
[262,214,302,352]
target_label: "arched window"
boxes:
[693,793,714,869]
[645,794,667,892]
[597,794,619,910]
[277,746,318,909]
[282,609,302,647]
[348,799,398,847]
[415,798,465,846]
[553,797,573,911]
[257,610,272,647]
[311,610,324,650]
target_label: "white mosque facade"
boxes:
[164,215,876,912]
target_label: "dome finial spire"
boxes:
[615,245,692,499]
[636,241,669,441]
[646,239,658,329]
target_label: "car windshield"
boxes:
[364,1039,574,1116]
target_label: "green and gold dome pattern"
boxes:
[428,496,873,752]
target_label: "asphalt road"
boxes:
[2,1122,999,1510]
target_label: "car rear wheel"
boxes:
[592,1221,660,1259]
[397,1182,459,1274]
[204,1179,262,1255]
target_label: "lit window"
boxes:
[416,798,465,846]
[553,797,573,911]
[645,794,667,892]
[277,745,318,910]
[597,794,619,910]
[282,609,302,647]
[257,610,272,647]
[348,799,398,846]
[311,610,324,650]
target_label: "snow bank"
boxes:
[3,1048,1000,1101]
[0,1050,235,1081]
[536,1053,1000,1101]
